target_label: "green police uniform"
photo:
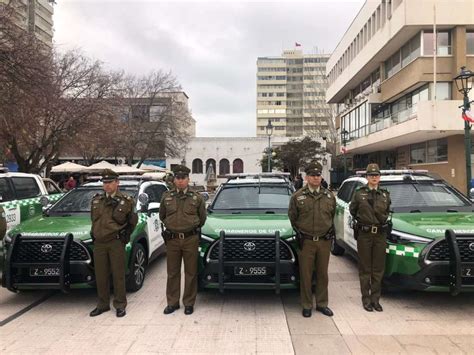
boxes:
[288,162,336,314]
[159,165,206,312]
[0,205,6,241]
[91,169,138,313]
[349,163,391,310]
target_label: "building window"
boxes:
[233,159,244,174]
[219,159,230,176]
[467,31,474,55]
[205,159,216,174]
[192,159,203,174]
[422,30,451,56]
[410,138,448,164]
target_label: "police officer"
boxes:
[159,165,206,315]
[288,162,336,318]
[350,163,391,312]
[0,205,6,241]
[89,169,138,318]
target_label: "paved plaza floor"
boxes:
[1,253,473,354]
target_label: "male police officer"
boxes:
[350,163,391,312]
[0,205,6,241]
[288,162,336,318]
[89,169,138,318]
[160,165,206,315]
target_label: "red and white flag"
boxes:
[341,146,348,154]
[295,42,301,47]
[462,110,474,123]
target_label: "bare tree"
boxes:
[113,71,192,167]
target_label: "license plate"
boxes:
[462,267,473,277]
[234,266,267,276]
[29,267,60,277]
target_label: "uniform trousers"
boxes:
[166,234,199,307]
[357,231,387,305]
[93,239,127,310]
[298,238,331,309]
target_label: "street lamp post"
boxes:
[265,119,274,172]
[453,66,474,194]
[341,129,349,179]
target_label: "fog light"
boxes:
[86,276,92,281]
[424,277,431,284]
[206,274,212,281]
[290,275,296,281]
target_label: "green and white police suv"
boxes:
[0,170,63,235]
[2,179,168,293]
[198,173,298,293]
[332,170,474,295]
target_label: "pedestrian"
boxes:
[159,165,207,315]
[294,173,303,190]
[0,204,6,241]
[349,163,391,312]
[288,162,336,318]
[89,169,138,318]
[65,175,77,190]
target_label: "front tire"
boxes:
[126,243,147,292]
[330,238,345,256]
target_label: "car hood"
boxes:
[201,213,294,239]
[393,212,474,239]
[9,214,92,240]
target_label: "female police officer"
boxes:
[350,163,391,312]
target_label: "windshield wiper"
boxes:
[409,209,422,213]
[231,211,241,214]
[446,209,458,213]
[265,211,275,214]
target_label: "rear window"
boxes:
[11,177,40,199]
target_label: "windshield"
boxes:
[50,187,136,214]
[212,185,291,210]
[383,182,470,210]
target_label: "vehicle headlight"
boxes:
[390,230,433,244]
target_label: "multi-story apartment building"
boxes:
[257,50,332,138]
[326,0,474,193]
[1,0,54,47]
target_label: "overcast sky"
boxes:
[53,0,364,137]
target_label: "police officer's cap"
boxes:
[366,163,381,175]
[101,168,119,182]
[305,162,323,176]
[172,165,190,178]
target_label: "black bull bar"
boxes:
[217,230,282,294]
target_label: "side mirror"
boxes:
[200,192,209,201]
[138,193,149,212]
[39,195,50,207]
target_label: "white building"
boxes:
[166,137,332,187]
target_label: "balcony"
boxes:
[344,100,464,154]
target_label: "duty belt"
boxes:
[357,223,388,234]
[168,229,198,239]
[300,232,332,242]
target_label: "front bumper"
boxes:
[199,232,299,292]
[2,234,95,292]
[385,230,474,293]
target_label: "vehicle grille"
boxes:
[427,238,474,262]
[208,238,293,261]
[12,239,90,263]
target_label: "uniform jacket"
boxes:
[0,205,6,241]
[288,185,336,238]
[91,191,138,243]
[159,189,207,233]
[349,185,391,225]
